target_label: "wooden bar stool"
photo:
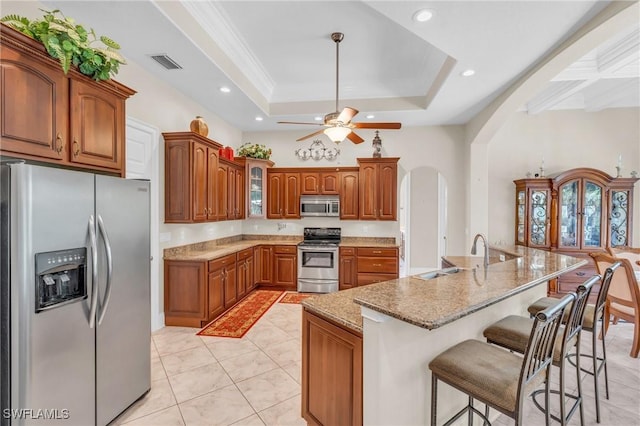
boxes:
[429,293,574,426]
[527,263,619,423]
[483,276,597,425]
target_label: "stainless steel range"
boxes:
[297,227,341,293]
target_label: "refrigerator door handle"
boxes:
[89,215,99,328]
[97,214,114,325]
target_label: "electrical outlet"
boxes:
[277,222,287,231]
[499,254,506,262]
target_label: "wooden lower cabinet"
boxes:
[237,248,254,298]
[256,244,297,290]
[302,309,362,426]
[165,250,256,327]
[208,270,225,320]
[273,245,297,290]
[339,246,399,289]
[339,247,358,290]
[164,260,207,327]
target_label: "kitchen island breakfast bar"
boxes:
[301,246,587,426]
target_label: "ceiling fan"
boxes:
[278,32,401,144]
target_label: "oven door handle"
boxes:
[298,246,339,252]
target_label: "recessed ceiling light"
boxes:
[255,116,263,121]
[413,9,434,22]
[314,116,323,121]
[219,86,231,93]
[461,69,476,77]
[366,114,375,119]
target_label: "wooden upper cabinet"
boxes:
[216,162,229,220]
[267,170,300,219]
[267,172,284,218]
[226,163,245,220]
[0,24,134,176]
[69,79,124,171]
[0,40,68,161]
[192,142,209,222]
[163,132,222,223]
[340,169,359,220]
[300,171,339,195]
[357,158,398,221]
[245,159,274,219]
[207,148,219,221]
[284,173,300,218]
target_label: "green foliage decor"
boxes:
[237,143,272,160]
[1,9,125,81]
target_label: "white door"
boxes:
[126,116,162,331]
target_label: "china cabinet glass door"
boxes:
[559,180,579,248]
[610,190,630,246]
[516,190,525,244]
[582,181,603,248]
[529,190,549,246]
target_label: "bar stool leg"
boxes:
[431,375,438,426]
[575,339,585,426]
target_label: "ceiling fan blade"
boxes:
[353,122,402,129]
[347,132,365,144]
[278,121,325,126]
[296,129,326,142]
[336,107,358,124]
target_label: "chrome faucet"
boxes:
[471,233,489,268]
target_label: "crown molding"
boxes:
[181,1,275,100]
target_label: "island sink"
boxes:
[417,266,467,280]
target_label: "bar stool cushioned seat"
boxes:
[429,339,545,414]
[429,294,574,426]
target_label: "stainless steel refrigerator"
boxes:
[1,162,151,425]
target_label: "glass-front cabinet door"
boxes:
[559,180,579,248]
[516,190,525,244]
[529,189,550,247]
[582,180,604,248]
[246,159,273,218]
[610,190,631,247]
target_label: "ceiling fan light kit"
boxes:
[324,126,351,143]
[277,32,401,144]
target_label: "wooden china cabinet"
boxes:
[515,168,638,298]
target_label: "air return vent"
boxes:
[149,54,182,70]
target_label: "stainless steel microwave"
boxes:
[300,195,340,217]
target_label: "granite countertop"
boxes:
[302,245,586,333]
[163,235,398,261]
[163,239,301,261]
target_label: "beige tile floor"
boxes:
[111,299,640,426]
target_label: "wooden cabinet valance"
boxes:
[0,24,135,176]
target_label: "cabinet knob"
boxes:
[55,133,64,154]
[73,139,80,156]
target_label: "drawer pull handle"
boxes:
[373,263,382,267]
[576,271,586,276]
[373,251,382,254]
[73,139,80,156]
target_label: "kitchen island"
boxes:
[301,245,586,426]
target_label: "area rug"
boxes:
[197,290,284,338]
[278,292,313,304]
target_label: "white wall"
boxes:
[488,108,640,246]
